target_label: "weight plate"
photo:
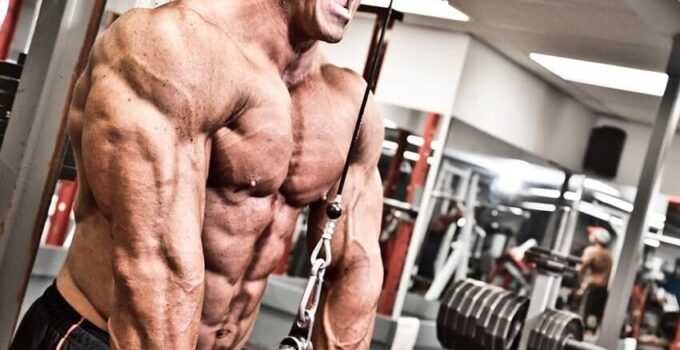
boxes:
[437,280,466,348]
[545,311,569,350]
[455,282,483,336]
[485,292,517,350]
[451,281,480,346]
[475,288,508,348]
[540,309,564,350]
[446,280,475,347]
[455,283,484,348]
[552,310,583,350]
[528,309,557,350]
[476,289,512,348]
[489,295,527,350]
[465,285,498,340]
[495,296,529,350]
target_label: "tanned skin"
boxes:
[577,235,612,294]
[56,0,384,349]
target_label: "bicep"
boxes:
[580,248,594,271]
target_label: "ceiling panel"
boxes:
[399,0,678,126]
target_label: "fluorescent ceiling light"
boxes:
[650,213,666,224]
[384,119,398,129]
[644,238,661,248]
[564,191,579,201]
[526,188,561,199]
[360,0,470,21]
[583,178,620,197]
[521,202,557,212]
[647,233,680,248]
[609,216,625,227]
[508,207,524,216]
[648,213,666,230]
[593,192,633,213]
[383,140,399,151]
[404,151,420,161]
[407,135,424,147]
[530,53,669,96]
[579,202,611,222]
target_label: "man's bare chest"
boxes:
[206,72,360,206]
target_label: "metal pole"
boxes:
[598,34,680,349]
[518,273,563,350]
[423,174,479,300]
[551,206,572,254]
[391,112,454,318]
[454,174,479,282]
[557,175,585,256]
[0,0,105,346]
[379,113,440,315]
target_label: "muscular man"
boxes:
[11,0,384,349]
[577,226,613,333]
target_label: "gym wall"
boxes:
[597,116,680,195]
[451,39,597,171]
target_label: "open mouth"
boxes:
[330,0,352,20]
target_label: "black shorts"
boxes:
[582,285,609,331]
[10,282,110,350]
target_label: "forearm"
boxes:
[311,168,383,349]
[314,251,383,350]
[106,177,206,349]
[110,250,204,349]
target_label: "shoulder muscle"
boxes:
[321,65,384,168]
[89,7,250,129]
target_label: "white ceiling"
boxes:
[401,0,676,125]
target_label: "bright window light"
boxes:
[361,0,470,21]
[494,175,523,195]
[530,53,669,96]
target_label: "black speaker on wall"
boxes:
[583,126,627,178]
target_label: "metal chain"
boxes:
[278,198,341,350]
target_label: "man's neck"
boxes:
[180,0,320,81]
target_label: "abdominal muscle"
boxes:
[59,189,302,350]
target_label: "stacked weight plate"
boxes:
[528,309,585,350]
[437,279,529,350]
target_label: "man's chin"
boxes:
[318,26,346,43]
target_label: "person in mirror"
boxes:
[412,202,465,295]
[576,226,613,334]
